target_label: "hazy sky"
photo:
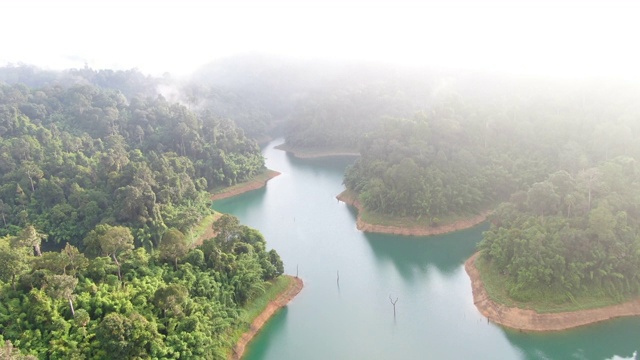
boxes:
[2,0,639,78]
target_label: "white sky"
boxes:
[2,0,640,79]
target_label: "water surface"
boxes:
[213,140,640,360]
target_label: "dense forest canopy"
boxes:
[0,77,264,246]
[478,158,640,302]
[2,59,640,357]
[178,56,640,305]
[0,65,286,358]
[0,214,283,359]
[343,79,640,221]
[332,73,640,303]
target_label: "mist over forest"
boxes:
[1,30,640,358]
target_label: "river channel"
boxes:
[213,140,640,360]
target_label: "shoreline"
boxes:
[190,212,223,247]
[336,190,490,236]
[274,143,360,159]
[211,170,303,359]
[202,169,280,244]
[465,252,640,331]
[211,169,281,201]
[229,276,304,360]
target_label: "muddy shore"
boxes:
[337,190,489,236]
[465,252,640,331]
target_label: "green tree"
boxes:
[0,340,37,360]
[526,181,560,220]
[96,312,163,359]
[60,243,89,276]
[13,225,47,256]
[153,284,189,317]
[0,199,9,226]
[159,228,188,270]
[97,225,133,281]
[213,214,241,249]
[0,238,31,290]
[45,274,78,316]
[20,161,44,193]
[74,308,90,328]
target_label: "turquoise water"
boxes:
[213,140,640,360]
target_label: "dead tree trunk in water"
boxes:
[337,270,340,286]
[389,295,399,318]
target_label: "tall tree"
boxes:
[13,225,47,256]
[0,236,31,290]
[45,274,78,316]
[159,228,188,270]
[103,226,133,281]
[0,199,9,226]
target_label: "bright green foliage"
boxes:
[12,225,46,256]
[45,274,78,316]
[159,228,189,269]
[84,224,134,281]
[479,158,640,303]
[95,312,163,359]
[0,69,283,358]
[0,79,264,249]
[0,215,284,359]
[0,236,31,290]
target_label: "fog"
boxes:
[2,0,639,79]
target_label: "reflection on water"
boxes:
[283,151,359,171]
[504,317,640,360]
[364,223,489,278]
[216,139,640,360]
[243,307,290,360]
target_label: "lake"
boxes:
[213,139,640,360]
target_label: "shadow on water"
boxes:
[242,307,290,359]
[343,201,359,221]
[212,186,268,212]
[283,151,358,175]
[363,223,489,279]
[503,317,640,360]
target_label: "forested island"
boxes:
[333,77,640,321]
[0,67,294,358]
[467,157,640,330]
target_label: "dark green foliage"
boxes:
[479,159,640,302]
[159,228,188,269]
[0,77,264,247]
[331,72,640,306]
[344,112,497,219]
[0,68,281,358]
[267,249,285,279]
[344,80,640,221]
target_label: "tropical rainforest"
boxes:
[339,78,640,303]
[180,60,640,305]
[342,81,640,220]
[2,57,640,357]
[0,66,282,359]
[478,159,640,303]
